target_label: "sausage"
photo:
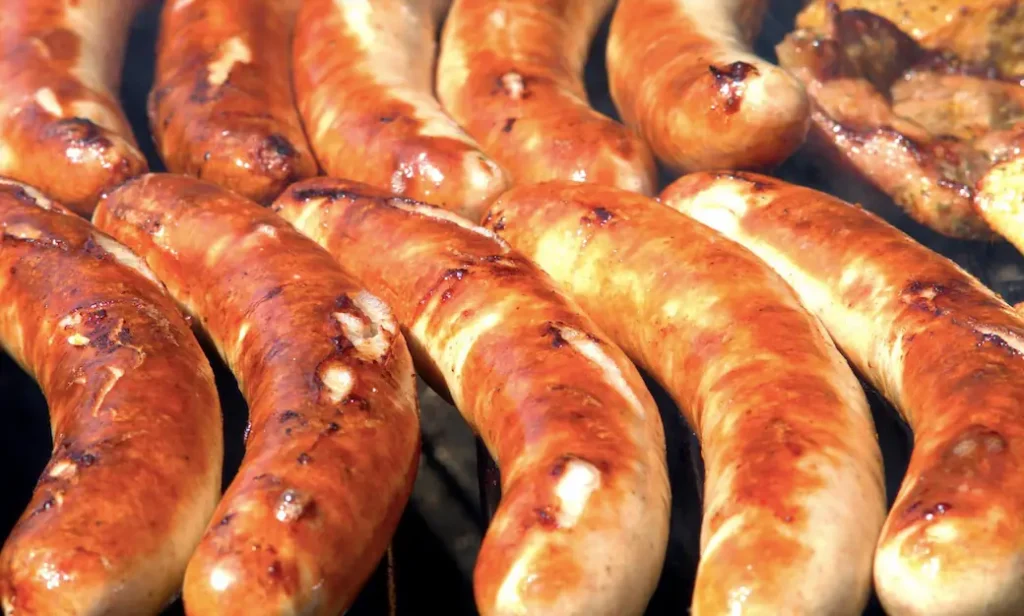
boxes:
[292,0,507,220]
[605,0,810,173]
[91,174,421,616]
[272,178,670,616]
[149,0,318,205]
[0,0,149,216]
[662,170,1024,616]
[776,8,1011,240]
[435,0,656,197]
[480,181,885,615]
[0,179,221,615]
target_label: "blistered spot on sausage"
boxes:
[543,323,568,348]
[709,62,759,114]
[317,361,354,404]
[534,506,558,529]
[257,134,298,175]
[901,280,949,316]
[296,453,312,465]
[495,72,528,100]
[972,325,1024,356]
[275,489,313,522]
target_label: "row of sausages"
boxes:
[2,0,1024,615]
[6,168,1024,615]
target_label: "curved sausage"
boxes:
[662,170,1024,616]
[272,178,670,616]
[480,181,885,615]
[0,0,149,216]
[293,0,507,220]
[92,174,420,616]
[606,0,810,173]
[0,179,221,615]
[149,0,318,205]
[436,0,656,196]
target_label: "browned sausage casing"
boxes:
[436,0,657,195]
[92,174,421,616]
[0,0,149,216]
[481,181,885,615]
[662,171,1024,616]
[607,0,810,173]
[293,0,508,220]
[149,0,318,205]
[0,179,222,615]
[273,178,670,616]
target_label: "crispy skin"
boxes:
[92,174,420,616]
[293,0,507,220]
[663,171,1024,616]
[436,0,656,195]
[798,0,1024,76]
[777,9,1024,240]
[606,0,810,173]
[481,181,885,615]
[0,180,221,615]
[149,0,317,205]
[0,0,149,216]
[273,178,670,616]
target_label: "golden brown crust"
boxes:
[481,181,885,615]
[0,179,221,615]
[293,0,508,219]
[0,0,149,216]
[436,0,657,195]
[149,0,318,205]
[662,171,1024,615]
[606,0,810,173]
[273,178,670,616]
[92,174,420,616]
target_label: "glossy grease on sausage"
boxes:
[482,181,884,615]
[0,0,149,215]
[293,0,507,219]
[607,0,810,173]
[273,177,670,616]
[436,0,656,195]
[92,174,420,616]
[663,171,1024,616]
[0,179,221,615]
[150,0,317,205]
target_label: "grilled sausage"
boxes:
[293,0,507,220]
[606,0,810,173]
[92,174,421,616]
[480,181,885,615]
[435,0,656,196]
[662,170,1024,616]
[0,179,221,615]
[273,178,670,616]
[0,0,149,216]
[149,0,318,205]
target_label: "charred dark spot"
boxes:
[331,334,354,353]
[291,187,358,202]
[445,268,468,281]
[189,75,220,104]
[46,117,108,147]
[344,395,371,411]
[335,294,356,311]
[297,453,312,465]
[262,286,284,302]
[279,410,301,423]
[219,513,235,526]
[265,338,288,361]
[544,324,568,348]
[326,422,341,433]
[708,62,758,114]
[502,118,516,133]
[69,451,97,467]
[593,207,613,224]
[977,332,1021,354]
[492,217,506,231]
[267,560,283,578]
[257,134,298,173]
[440,289,454,302]
[534,506,558,529]
[380,116,396,123]
[116,325,132,345]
